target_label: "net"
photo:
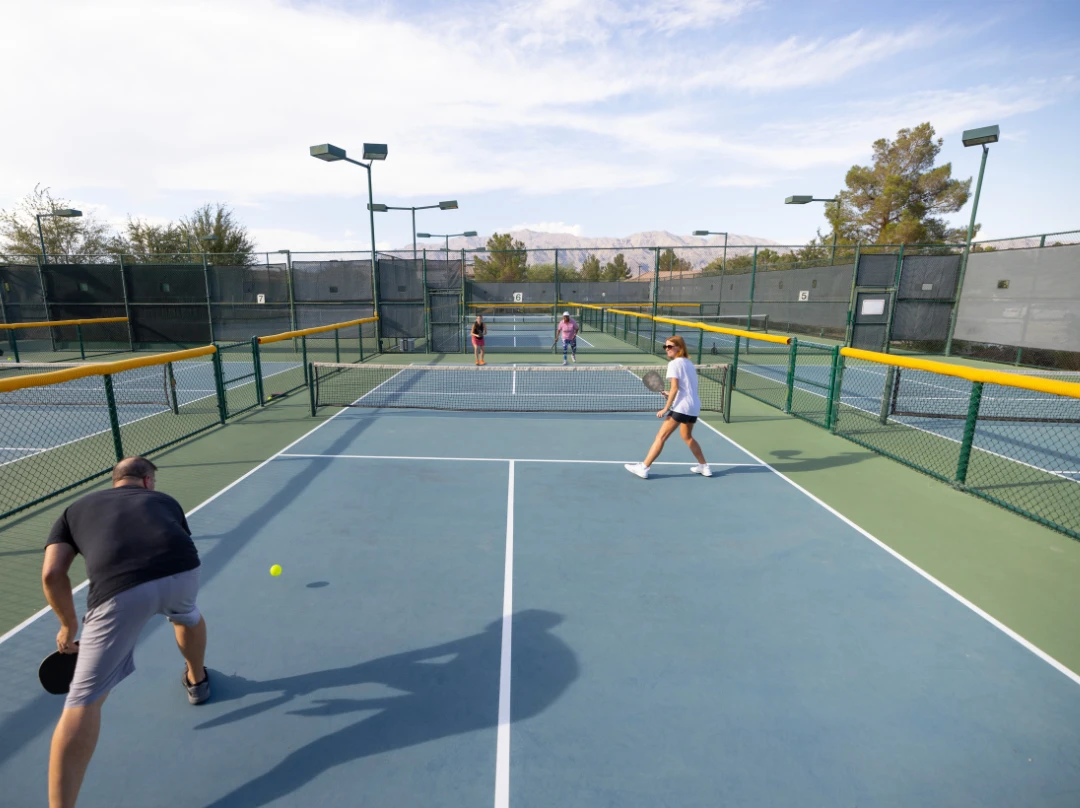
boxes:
[311,363,731,416]
[889,368,1080,423]
[0,362,172,406]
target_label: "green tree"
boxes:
[525,263,556,282]
[473,233,528,282]
[0,185,119,260]
[829,123,973,245]
[580,254,602,281]
[602,253,630,281]
[121,204,255,264]
[658,248,692,276]
[121,218,188,262]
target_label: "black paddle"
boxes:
[39,644,79,695]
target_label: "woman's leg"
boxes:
[680,422,708,464]
[479,343,485,364]
[643,417,680,466]
[473,341,480,364]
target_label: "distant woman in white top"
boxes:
[555,311,578,365]
[625,335,711,479]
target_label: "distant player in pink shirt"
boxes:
[555,311,579,365]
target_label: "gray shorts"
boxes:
[66,568,201,708]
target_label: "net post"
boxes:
[878,365,896,424]
[252,337,265,405]
[731,335,741,390]
[210,350,227,424]
[422,250,431,354]
[824,345,840,430]
[723,363,733,423]
[334,329,341,363]
[696,326,704,364]
[117,254,135,353]
[784,337,798,413]
[102,374,125,463]
[954,381,983,484]
[308,363,318,416]
[77,323,86,360]
[167,361,180,415]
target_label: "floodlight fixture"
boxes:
[693,230,709,236]
[691,230,729,273]
[53,209,82,217]
[416,232,432,239]
[962,125,999,147]
[438,200,459,210]
[463,231,478,237]
[362,143,388,161]
[199,235,217,242]
[310,143,347,162]
[785,196,813,205]
[368,203,389,212]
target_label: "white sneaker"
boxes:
[562,358,568,365]
[624,462,650,479]
[691,464,713,477]
[571,355,576,363]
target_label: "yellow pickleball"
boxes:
[269,564,282,577]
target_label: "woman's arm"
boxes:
[663,377,679,412]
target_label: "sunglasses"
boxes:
[664,344,676,350]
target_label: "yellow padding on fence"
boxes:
[0,345,216,394]
[841,348,1080,399]
[606,308,654,320]
[654,316,792,346]
[0,316,128,331]
[567,302,606,311]
[257,317,378,345]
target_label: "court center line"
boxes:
[277,453,762,466]
[494,460,514,808]
[696,417,1080,687]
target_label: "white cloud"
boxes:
[508,221,584,235]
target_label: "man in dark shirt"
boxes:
[42,456,210,808]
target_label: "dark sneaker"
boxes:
[183,669,210,705]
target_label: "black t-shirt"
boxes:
[471,321,485,338]
[46,486,200,611]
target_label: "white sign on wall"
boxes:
[861,298,886,316]
[513,292,523,303]
[798,290,809,302]
[256,294,266,305]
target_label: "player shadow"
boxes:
[199,609,577,808]
[766,449,875,472]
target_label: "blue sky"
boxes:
[2,0,1078,253]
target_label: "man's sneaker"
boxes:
[624,462,650,479]
[691,464,713,477]
[571,355,577,363]
[562,358,568,365]
[183,669,211,705]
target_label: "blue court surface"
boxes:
[738,358,1080,482]
[2,406,1080,806]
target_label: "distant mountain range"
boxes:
[401,230,778,274]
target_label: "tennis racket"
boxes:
[641,371,665,394]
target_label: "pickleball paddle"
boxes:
[39,644,79,695]
[641,371,665,393]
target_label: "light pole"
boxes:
[785,196,840,263]
[944,124,999,356]
[187,234,217,257]
[310,142,388,316]
[693,230,729,273]
[35,209,82,264]
[417,231,478,255]
[370,201,458,260]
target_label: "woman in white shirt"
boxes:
[624,335,711,479]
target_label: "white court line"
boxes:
[696,417,1080,687]
[278,453,761,466]
[0,369,408,648]
[494,461,514,808]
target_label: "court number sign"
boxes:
[798,290,809,302]
[513,292,523,303]
[256,294,266,305]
